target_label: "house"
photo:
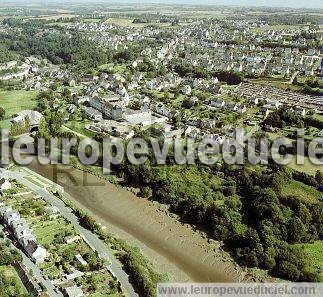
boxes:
[75,254,88,266]
[153,102,172,118]
[15,225,34,244]
[74,96,90,106]
[11,110,43,131]
[263,99,281,110]
[0,176,11,193]
[65,267,84,281]
[63,286,84,297]
[140,95,150,107]
[25,240,47,263]
[0,60,17,71]
[294,106,306,117]
[182,85,192,95]
[64,235,80,244]
[45,206,61,219]
[187,117,200,127]
[226,103,239,112]
[304,67,314,76]
[248,97,259,105]
[13,261,42,297]
[200,119,217,129]
[11,218,27,230]
[4,210,20,225]
[69,79,76,87]
[210,99,225,109]
[83,107,102,121]
[134,72,143,82]
[264,125,276,133]
[237,105,247,114]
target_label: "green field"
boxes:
[251,24,302,33]
[296,241,323,280]
[251,78,302,92]
[104,17,172,28]
[287,156,322,177]
[280,179,321,204]
[0,266,28,295]
[63,120,96,138]
[0,89,38,129]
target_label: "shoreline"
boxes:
[26,159,245,283]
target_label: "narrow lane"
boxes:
[0,225,63,297]
[7,170,139,297]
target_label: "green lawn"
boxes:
[0,266,29,295]
[63,120,96,138]
[0,89,38,129]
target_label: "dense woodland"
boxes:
[115,131,323,282]
[0,19,113,71]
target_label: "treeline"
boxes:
[119,161,322,282]
[293,77,322,96]
[257,14,322,25]
[173,63,243,85]
[0,235,22,266]
[264,107,304,128]
[0,233,28,297]
[35,115,323,282]
[108,130,323,282]
[10,116,31,136]
[264,107,323,130]
[1,19,113,72]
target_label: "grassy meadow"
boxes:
[0,89,38,129]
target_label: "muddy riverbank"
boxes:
[27,159,244,282]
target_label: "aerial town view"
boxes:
[0,0,322,296]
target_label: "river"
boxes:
[26,158,243,282]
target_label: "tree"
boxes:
[62,247,74,262]
[181,98,194,109]
[0,107,5,121]
[288,217,307,243]
[315,170,323,184]
[276,261,300,281]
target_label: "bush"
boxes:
[275,261,300,281]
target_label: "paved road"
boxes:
[8,170,138,297]
[288,71,300,84]
[0,225,63,297]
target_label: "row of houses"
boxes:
[0,206,47,264]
